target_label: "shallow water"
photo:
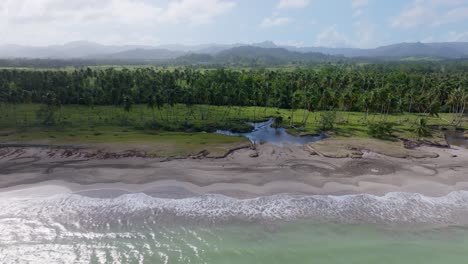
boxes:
[2,189,468,263]
[216,118,326,145]
[445,130,468,148]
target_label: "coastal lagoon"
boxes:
[216,118,327,145]
[445,130,468,148]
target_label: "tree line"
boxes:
[0,66,466,122]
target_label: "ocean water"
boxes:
[1,190,468,263]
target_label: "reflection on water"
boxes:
[445,130,468,148]
[216,118,327,145]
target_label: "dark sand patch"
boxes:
[307,138,440,159]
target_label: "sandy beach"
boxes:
[1,141,467,198]
[2,141,468,264]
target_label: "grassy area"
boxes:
[0,104,466,150]
[0,127,247,157]
[0,129,249,158]
[0,104,259,156]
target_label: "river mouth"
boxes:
[216,118,327,145]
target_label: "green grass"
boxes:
[0,104,258,156]
[0,126,247,157]
[0,104,466,149]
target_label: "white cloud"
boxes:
[314,22,380,48]
[447,31,468,41]
[315,25,351,47]
[158,0,237,25]
[277,0,310,9]
[352,9,363,17]
[431,0,465,6]
[442,6,468,24]
[423,30,468,42]
[0,0,236,45]
[351,0,369,9]
[353,21,379,48]
[391,0,468,29]
[260,15,291,28]
[351,0,369,18]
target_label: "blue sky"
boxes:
[1,0,468,47]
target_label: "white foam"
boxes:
[1,191,468,228]
[1,191,468,263]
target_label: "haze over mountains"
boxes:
[1,41,468,62]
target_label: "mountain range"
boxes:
[1,41,468,63]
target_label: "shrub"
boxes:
[318,111,337,131]
[36,105,58,126]
[414,118,431,139]
[115,113,133,126]
[368,122,394,139]
[273,116,283,128]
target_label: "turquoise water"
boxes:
[4,221,467,263]
[135,222,468,264]
[80,222,468,264]
[1,191,468,263]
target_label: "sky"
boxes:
[1,0,468,48]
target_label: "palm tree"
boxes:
[123,95,133,113]
[38,91,60,126]
[147,95,156,122]
[447,87,467,127]
[414,118,431,140]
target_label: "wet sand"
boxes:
[1,142,467,198]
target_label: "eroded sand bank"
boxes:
[1,140,467,198]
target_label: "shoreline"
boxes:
[1,141,467,199]
[2,178,468,199]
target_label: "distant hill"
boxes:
[0,41,151,59]
[286,42,468,59]
[1,40,468,62]
[362,42,466,58]
[173,53,215,65]
[426,42,468,57]
[216,46,335,63]
[96,48,185,61]
[172,46,340,65]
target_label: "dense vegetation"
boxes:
[2,56,468,70]
[1,66,466,115]
[0,104,458,143]
[0,65,466,144]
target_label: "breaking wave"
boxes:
[1,191,468,263]
[2,191,468,226]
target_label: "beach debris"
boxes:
[350,151,363,159]
[249,150,259,158]
[192,150,210,159]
